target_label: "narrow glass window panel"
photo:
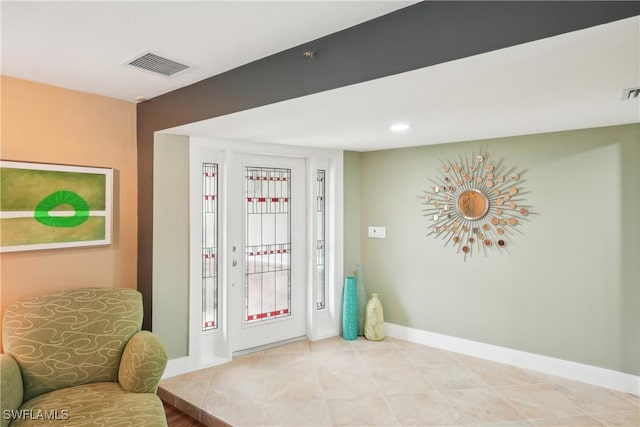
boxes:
[245,167,292,324]
[316,170,326,310]
[202,163,218,331]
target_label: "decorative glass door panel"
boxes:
[229,155,305,352]
[244,167,291,323]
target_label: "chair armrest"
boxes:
[118,331,167,393]
[1,354,24,427]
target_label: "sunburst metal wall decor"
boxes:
[421,151,532,259]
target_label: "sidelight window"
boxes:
[202,163,218,331]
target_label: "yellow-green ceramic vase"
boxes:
[364,293,384,341]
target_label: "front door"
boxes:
[228,154,306,352]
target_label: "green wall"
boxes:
[344,151,362,277]
[153,133,190,359]
[351,124,639,375]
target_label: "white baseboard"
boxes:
[162,355,229,379]
[385,322,640,396]
[162,356,195,379]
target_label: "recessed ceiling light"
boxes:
[389,123,411,132]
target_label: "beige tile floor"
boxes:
[158,337,639,427]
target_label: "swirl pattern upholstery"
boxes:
[1,288,168,427]
[118,331,167,393]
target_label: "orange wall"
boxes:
[0,76,138,347]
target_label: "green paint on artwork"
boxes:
[34,191,90,227]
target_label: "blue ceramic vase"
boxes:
[342,276,358,340]
[355,264,367,336]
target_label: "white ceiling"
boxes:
[1,1,414,102]
[2,3,638,152]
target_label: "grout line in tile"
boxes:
[588,407,640,416]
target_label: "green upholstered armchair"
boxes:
[1,288,168,426]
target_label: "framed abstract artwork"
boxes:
[0,161,113,252]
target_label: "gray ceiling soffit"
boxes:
[138,1,640,131]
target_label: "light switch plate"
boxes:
[368,226,386,238]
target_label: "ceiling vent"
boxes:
[621,87,640,101]
[126,52,190,77]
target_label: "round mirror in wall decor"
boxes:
[421,151,533,259]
